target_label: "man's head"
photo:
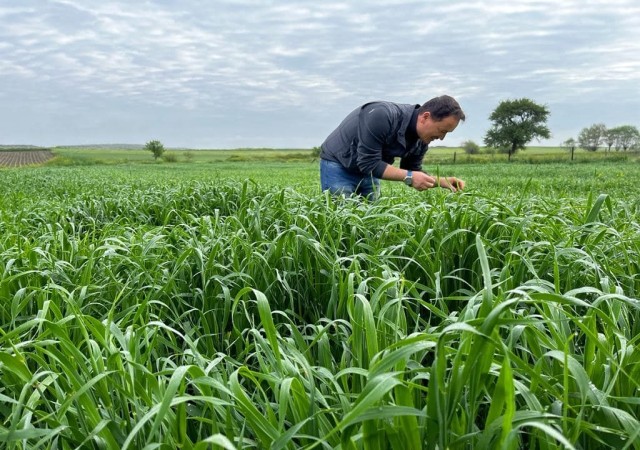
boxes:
[416,95,465,145]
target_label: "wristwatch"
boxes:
[403,170,413,186]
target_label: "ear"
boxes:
[419,111,431,123]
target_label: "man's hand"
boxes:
[411,171,439,191]
[438,177,465,192]
[411,173,465,192]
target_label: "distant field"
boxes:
[51,146,315,165]
[0,149,54,167]
[42,145,638,166]
[1,145,637,168]
[426,146,638,164]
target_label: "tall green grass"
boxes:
[1,163,639,449]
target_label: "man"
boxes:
[319,95,466,199]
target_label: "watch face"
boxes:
[404,177,412,186]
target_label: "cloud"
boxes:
[1,0,638,147]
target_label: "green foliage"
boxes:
[461,139,480,154]
[607,125,640,151]
[183,150,195,162]
[0,162,639,449]
[484,98,551,160]
[561,137,577,150]
[561,138,577,161]
[162,151,178,163]
[48,146,640,167]
[578,123,607,152]
[144,139,165,160]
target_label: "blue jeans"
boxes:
[320,159,380,200]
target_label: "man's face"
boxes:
[417,113,460,144]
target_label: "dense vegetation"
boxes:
[1,161,639,449]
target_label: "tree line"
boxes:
[461,98,639,160]
[563,124,640,153]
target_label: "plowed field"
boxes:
[0,150,54,167]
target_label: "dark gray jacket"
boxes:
[320,101,428,178]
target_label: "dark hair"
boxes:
[418,95,465,122]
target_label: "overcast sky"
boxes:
[1,0,639,149]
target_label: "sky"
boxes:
[1,0,639,149]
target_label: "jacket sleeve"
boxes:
[356,104,393,178]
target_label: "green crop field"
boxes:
[49,145,639,167]
[1,158,639,449]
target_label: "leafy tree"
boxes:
[604,128,618,153]
[561,137,576,149]
[483,98,550,161]
[561,137,577,160]
[577,123,606,152]
[145,140,165,160]
[609,125,640,152]
[461,139,480,154]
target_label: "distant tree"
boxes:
[604,128,618,153]
[561,137,577,160]
[183,150,195,162]
[483,98,550,161]
[577,123,606,152]
[608,125,640,152]
[311,146,321,158]
[461,139,480,154]
[145,140,165,160]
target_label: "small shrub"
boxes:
[461,140,480,154]
[162,152,178,163]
